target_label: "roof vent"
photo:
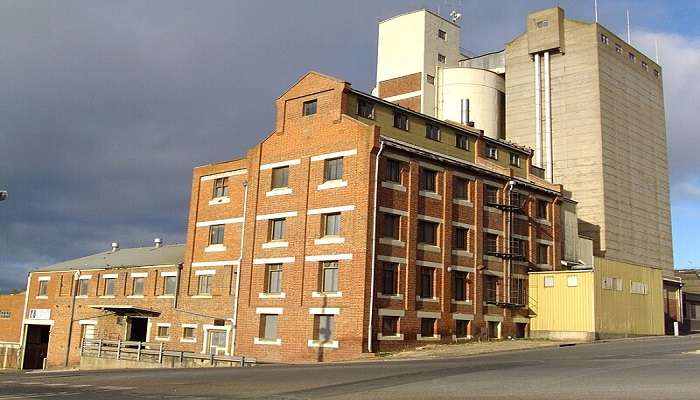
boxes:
[154,238,163,248]
[111,242,119,252]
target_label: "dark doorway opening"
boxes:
[127,317,148,342]
[23,325,50,370]
[515,323,527,339]
[488,321,500,339]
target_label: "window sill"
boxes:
[452,335,473,342]
[157,295,175,299]
[417,244,441,253]
[35,296,48,300]
[451,300,473,305]
[377,293,403,300]
[416,296,440,303]
[204,244,227,253]
[258,292,286,299]
[76,295,88,299]
[307,339,338,349]
[312,291,342,298]
[99,296,115,299]
[127,295,144,299]
[451,250,473,258]
[483,206,503,215]
[379,238,405,247]
[155,337,170,342]
[536,218,552,226]
[180,338,197,343]
[381,181,406,192]
[419,190,442,200]
[482,255,501,262]
[377,333,404,341]
[317,180,348,191]
[315,236,345,245]
[254,337,282,346]
[208,196,230,206]
[262,241,289,249]
[452,199,473,207]
[417,334,441,341]
[192,295,213,299]
[266,188,293,197]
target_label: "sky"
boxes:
[1,0,699,291]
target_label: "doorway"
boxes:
[126,317,148,342]
[23,325,50,370]
[515,323,527,339]
[206,330,227,355]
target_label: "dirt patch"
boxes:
[381,339,577,360]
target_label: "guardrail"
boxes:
[80,339,255,367]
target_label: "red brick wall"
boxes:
[0,292,25,343]
[378,73,422,98]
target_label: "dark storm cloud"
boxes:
[0,0,695,291]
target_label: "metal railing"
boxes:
[80,339,255,367]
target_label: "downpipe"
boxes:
[367,141,385,353]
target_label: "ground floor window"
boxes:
[315,315,335,342]
[382,316,399,336]
[455,320,469,338]
[207,330,227,355]
[420,318,436,337]
[260,314,278,340]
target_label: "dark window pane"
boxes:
[454,178,468,199]
[357,99,374,119]
[485,276,498,303]
[383,214,399,239]
[382,316,398,336]
[453,271,467,301]
[418,221,437,245]
[454,228,468,250]
[421,318,435,336]
[324,158,344,181]
[484,185,499,205]
[213,177,229,198]
[322,262,339,293]
[303,99,317,116]
[382,263,397,295]
[386,159,401,183]
[426,124,440,141]
[420,169,437,192]
[393,112,408,130]
[209,225,224,245]
[324,213,341,236]
[267,264,282,294]
[456,134,469,150]
[271,167,289,189]
[420,267,433,298]
[484,233,499,255]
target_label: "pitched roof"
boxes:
[35,244,184,273]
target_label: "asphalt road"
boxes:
[2,336,700,399]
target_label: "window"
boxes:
[437,53,446,64]
[323,213,341,237]
[316,315,335,342]
[537,244,549,265]
[266,264,283,294]
[38,280,48,297]
[641,61,649,71]
[212,177,228,198]
[382,263,398,295]
[321,261,339,293]
[509,152,521,167]
[600,33,609,45]
[357,99,375,119]
[455,134,469,150]
[484,276,498,303]
[183,327,195,340]
[454,228,468,250]
[421,318,436,337]
[209,224,224,245]
[393,112,409,130]
[303,99,317,116]
[453,271,468,301]
[163,275,177,296]
[455,320,469,338]
[486,144,498,159]
[271,166,289,189]
[510,278,525,305]
[386,159,401,183]
[324,157,344,182]
[382,316,399,336]
[510,191,523,210]
[383,213,399,239]
[536,20,549,28]
[270,219,286,241]
[132,277,144,296]
[77,279,89,297]
[567,275,578,287]
[510,238,525,257]
[484,185,499,205]
[602,277,614,290]
[0,311,10,319]
[260,314,278,340]
[454,177,469,200]
[419,267,433,298]
[198,274,213,295]
[157,325,170,339]
[654,69,660,78]
[438,29,446,40]
[544,276,555,288]
[417,221,438,245]
[628,52,636,63]
[426,124,440,141]
[420,169,437,192]
[484,233,498,255]
[104,277,115,296]
[426,74,435,85]
[615,43,622,54]
[614,278,623,291]
[536,199,548,219]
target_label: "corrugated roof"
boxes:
[35,244,184,272]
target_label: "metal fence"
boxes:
[80,339,255,367]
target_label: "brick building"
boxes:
[0,292,25,369]
[20,71,570,367]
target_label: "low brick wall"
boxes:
[79,355,247,370]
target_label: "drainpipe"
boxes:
[505,181,515,305]
[18,273,32,369]
[534,53,542,167]
[231,181,249,355]
[544,51,553,182]
[64,270,80,367]
[367,141,385,353]
[173,263,183,309]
